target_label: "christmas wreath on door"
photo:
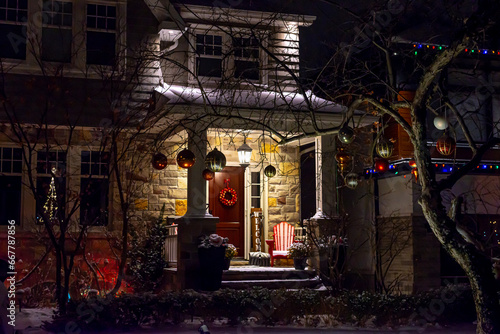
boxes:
[219,178,237,207]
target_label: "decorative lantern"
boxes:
[176,149,196,169]
[408,159,417,168]
[433,116,448,130]
[344,172,359,189]
[374,158,389,173]
[335,147,351,173]
[264,165,276,178]
[338,125,355,144]
[202,168,215,181]
[436,133,456,156]
[237,142,252,169]
[376,139,393,158]
[152,153,168,170]
[205,148,226,172]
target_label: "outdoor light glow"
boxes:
[237,142,252,168]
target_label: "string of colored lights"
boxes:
[412,43,500,56]
[364,163,500,175]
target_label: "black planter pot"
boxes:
[223,257,231,270]
[198,246,226,291]
[293,257,307,270]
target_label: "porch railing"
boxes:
[164,224,178,265]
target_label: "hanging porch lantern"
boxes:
[433,116,449,130]
[152,153,168,170]
[205,148,226,172]
[237,142,252,169]
[202,168,215,181]
[374,158,389,173]
[338,125,355,144]
[376,139,393,158]
[264,165,276,178]
[335,147,351,173]
[344,172,359,189]
[436,133,456,156]
[176,149,196,168]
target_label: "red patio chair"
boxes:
[266,221,296,267]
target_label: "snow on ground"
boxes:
[15,307,54,333]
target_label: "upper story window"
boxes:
[41,0,73,63]
[196,33,222,78]
[0,147,23,225]
[233,37,260,81]
[0,0,28,59]
[86,3,116,66]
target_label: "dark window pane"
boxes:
[107,18,115,30]
[251,172,260,183]
[54,1,63,12]
[0,11,6,21]
[107,6,115,17]
[87,16,95,27]
[91,164,99,175]
[62,14,71,26]
[252,198,260,209]
[0,0,7,7]
[97,5,106,16]
[86,31,115,65]
[0,24,27,59]
[2,161,10,172]
[81,151,90,162]
[96,17,105,29]
[37,162,46,173]
[87,4,96,15]
[12,148,22,159]
[214,35,221,44]
[6,9,16,21]
[197,57,222,77]
[42,27,71,62]
[12,161,21,173]
[80,178,108,226]
[205,35,212,44]
[251,184,260,196]
[196,34,203,44]
[3,148,11,159]
[81,164,89,175]
[63,2,72,13]
[52,13,61,25]
[214,46,222,56]
[0,176,21,225]
[235,60,260,80]
[7,0,15,8]
[101,152,109,163]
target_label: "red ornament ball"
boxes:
[202,168,215,181]
[436,134,456,156]
[408,159,417,168]
[152,153,168,170]
[177,149,196,168]
[374,158,389,173]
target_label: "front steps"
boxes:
[221,266,324,290]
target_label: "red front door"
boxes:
[209,166,244,254]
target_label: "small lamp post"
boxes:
[237,140,252,169]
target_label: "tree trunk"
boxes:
[55,249,63,314]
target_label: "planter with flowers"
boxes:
[224,244,238,270]
[287,242,310,270]
[198,234,228,291]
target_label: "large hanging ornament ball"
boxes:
[335,147,352,172]
[374,158,389,173]
[202,168,215,181]
[176,149,196,168]
[264,165,277,178]
[344,172,359,189]
[433,116,449,130]
[338,125,355,144]
[436,134,456,156]
[205,148,226,172]
[376,139,394,158]
[408,159,417,168]
[152,153,168,170]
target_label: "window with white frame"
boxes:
[196,33,223,78]
[86,3,116,66]
[36,150,66,224]
[250,171,261,208]
[80,150,109,226]
[233,36,260,81]
[41,0,73,62]
[0,0,28,59]
[0,147,22,225]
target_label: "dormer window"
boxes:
[196,33,222,78]
[0,0,28,59]
[233,36,260,81]
[86,3,116,66]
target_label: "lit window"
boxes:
[233,37,260,81]
[86,4,116,65]
[0,0,28,59]
[196,34,222,78]
[41,0,73,62]
[0,147,22,225]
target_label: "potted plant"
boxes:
[198,234,228,291]
[287,242,309,270]
[224,244,237,270]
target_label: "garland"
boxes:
[219,178,237,207]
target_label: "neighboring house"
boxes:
[1,0,373,291]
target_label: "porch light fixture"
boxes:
[237,141,252,169]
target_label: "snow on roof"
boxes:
[154,84,347,114]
